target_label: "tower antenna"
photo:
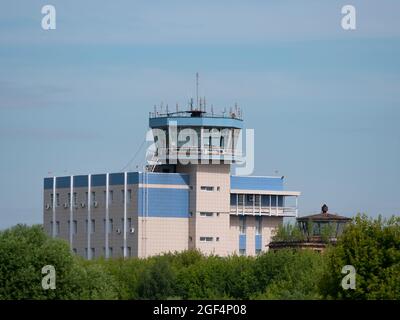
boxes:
[196,72,199,109]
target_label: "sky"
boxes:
[0,0,399,229]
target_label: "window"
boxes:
[72,248,77,254]
[128,189,132,203]
[91,248,95,258]
[67,193,71,205]
[256,249,262,255]
[108,219,113,233]
[73,220,77,235]
[255,216,262,235]
[109,247,113,257]
[261,195,270,207]
[216,237,220,241]
[200,212,213,217]
[278,195,284,207]
[189,212,193,217]
[55,221,60,235]
[50,193,54,205]
[127,247,131,257]
[91,219,95,234]
[127,218,132,229]
[239,215,246,235]
[109,190,114,204]
[200,186,214,191]
[91,191,96,203]
[238,194,244,206]
[56,193,60,207]
[217,186,220,191]
[239,249,246,256]
[271,195,277,207]
[246,194,254,204]
[73,192,77,206]
[121,189,125,203]
[103,190,106,204]
[230,194,237,205]
[200,237,213,242]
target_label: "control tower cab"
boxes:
[148,105,244,173]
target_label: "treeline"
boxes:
[0,214,399,300]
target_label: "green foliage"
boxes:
[0,224,118,300]
[272,222,306,242]
[1,217,399,300]
[252,249,324,299]
[137,256,176,299]
[320,214,400,299]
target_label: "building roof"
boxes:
[297,204,352,222]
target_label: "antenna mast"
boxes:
[196,72,199,109]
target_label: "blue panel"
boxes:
[239,235,246,250]
[56,176,70,189]
[255,235,262,250]
[128,172,139,185]
[149,116,243,129]
[139,172,189,186]
[109,173,124,185]
[44,178,54,190]
[138,187,189,218]
[74,175,88,188]
[91,174,106,187]
[231,176,283,191]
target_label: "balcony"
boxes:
[149,146,243,163]
[230,206,298,217]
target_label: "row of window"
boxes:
[49,189,133,207]
[200,186,221,192]
[74,247,133,259]
[239,216,262,235]
[50,218,133,236]
[238,249,262,256]
[231,194,285,207]
[199,236,220,242]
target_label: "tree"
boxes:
[137,256,176,299]
[320,214,400,299]
[0,224,118,300]
[253,249,324,299]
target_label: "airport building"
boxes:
[43,106,301,259]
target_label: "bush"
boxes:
[320,214,400,299]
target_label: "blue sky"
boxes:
[0,0,399,229]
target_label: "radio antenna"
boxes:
[196,72,199,109]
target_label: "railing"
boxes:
[230,206,297,217]
[152,147,243,158]
[149,110,243,121]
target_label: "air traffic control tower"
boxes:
[43,103,300,259]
